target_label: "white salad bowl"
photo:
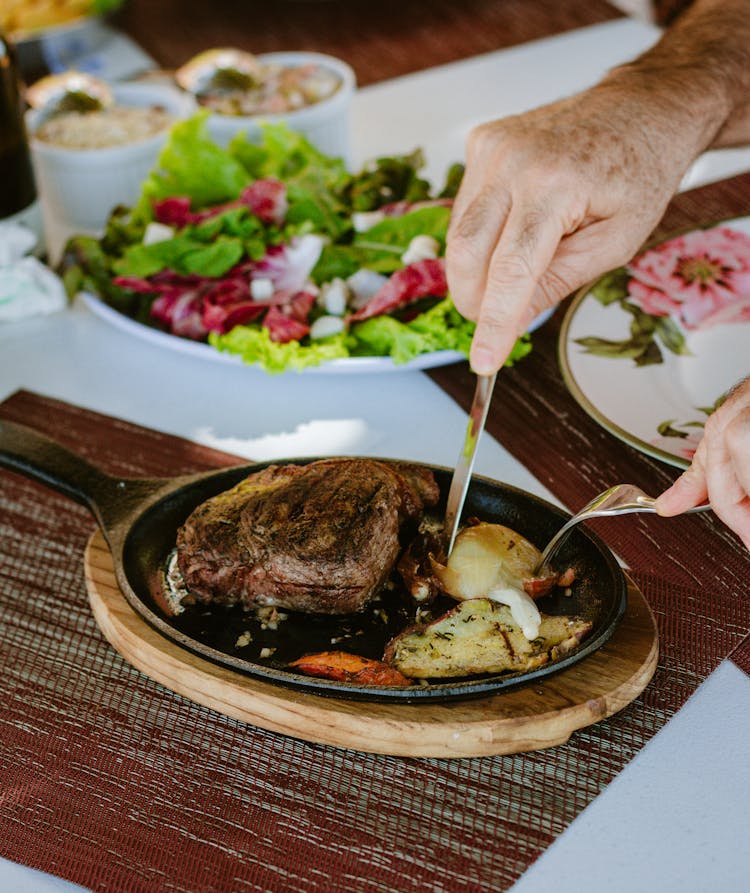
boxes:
[200,51,356,162]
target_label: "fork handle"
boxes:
[535,500,711,573]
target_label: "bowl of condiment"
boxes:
[175,49,356,160]
[26,78,195,262]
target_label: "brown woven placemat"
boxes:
[730,635,750,677]
[1,385,748,893]
[113,0,622,88]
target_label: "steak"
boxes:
[175,458,440,614]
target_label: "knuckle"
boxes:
[702,411,723,444]
[466,121,503,158]
[448,186,497,243]
[725,410,750,454]
[486,254,536,292]
[445,229,483,261]
[538,265,581,304]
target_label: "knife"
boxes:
[443,371,497,556]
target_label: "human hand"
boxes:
[445,81,712,374]
[655,376,750,550]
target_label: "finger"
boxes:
[727,405,750,498]
[654,459,709,517]
[446,180,511,322]
[711,407,750,548]
[469,203,565,373]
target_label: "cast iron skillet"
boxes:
[0,419,627,703]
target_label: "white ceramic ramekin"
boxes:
[202,52,356,162]
[26,81,195,263]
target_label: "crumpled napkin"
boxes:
[0,222,67,323]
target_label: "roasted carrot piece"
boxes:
[288,651,412,686]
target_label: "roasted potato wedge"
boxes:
[384,598,593,678]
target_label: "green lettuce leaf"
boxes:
[353,298,531,366]
[210,297,532,373]
[340,149,432,211]
[353,205,452,272]
[210,326,352,373]
[310,205,453,281]
[114,234,244,278]
[230,122,348,182]
[351,297,473,363]
[134,113,250,221]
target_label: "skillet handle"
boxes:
[0,419,120,524]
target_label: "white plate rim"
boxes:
[558,215,750,469]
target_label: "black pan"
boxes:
[0,419,627,703]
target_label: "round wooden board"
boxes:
[84,530,658,758]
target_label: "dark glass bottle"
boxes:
[0,29,38,225]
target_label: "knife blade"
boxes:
[443,371,497,556]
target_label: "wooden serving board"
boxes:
[84,530,658,758]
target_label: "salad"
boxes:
[62,112,532,373]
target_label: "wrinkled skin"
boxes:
[446,80,725,375]
[656,376,750,549]
[445,0,750,547]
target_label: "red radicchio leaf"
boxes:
[152,178,288,229]
[263,306,310,343]
[261,289,317,342]
[202,300,269,334]
[348,257,448,322]
[152,197,196,228]
[237,179,288,225]
[113,275,160,294]
[151,289,207,340]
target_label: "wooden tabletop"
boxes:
[112,0,623,86]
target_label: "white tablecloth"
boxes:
[2,18,749,893]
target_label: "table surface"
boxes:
[3,9,750,893]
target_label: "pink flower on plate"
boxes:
[627,225,750,330]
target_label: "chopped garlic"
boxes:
[235,631,253,648]
[143,222,174,245]
[401,234,440,266]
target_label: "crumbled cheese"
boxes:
[310,315,345,340]
[346,268,388,309]
[143,222,174,245]
[401,234,440,266]
[351,210,385,232]
[235,631,253,648]
[319,277,350,315]
[250,277,274,301]
[259,647,276,659]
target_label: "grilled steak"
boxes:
[176,458,440,614]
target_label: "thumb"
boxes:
[654,460,709,517]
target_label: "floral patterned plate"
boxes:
[559,217,750,468]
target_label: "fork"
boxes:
[534,483,711,574]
